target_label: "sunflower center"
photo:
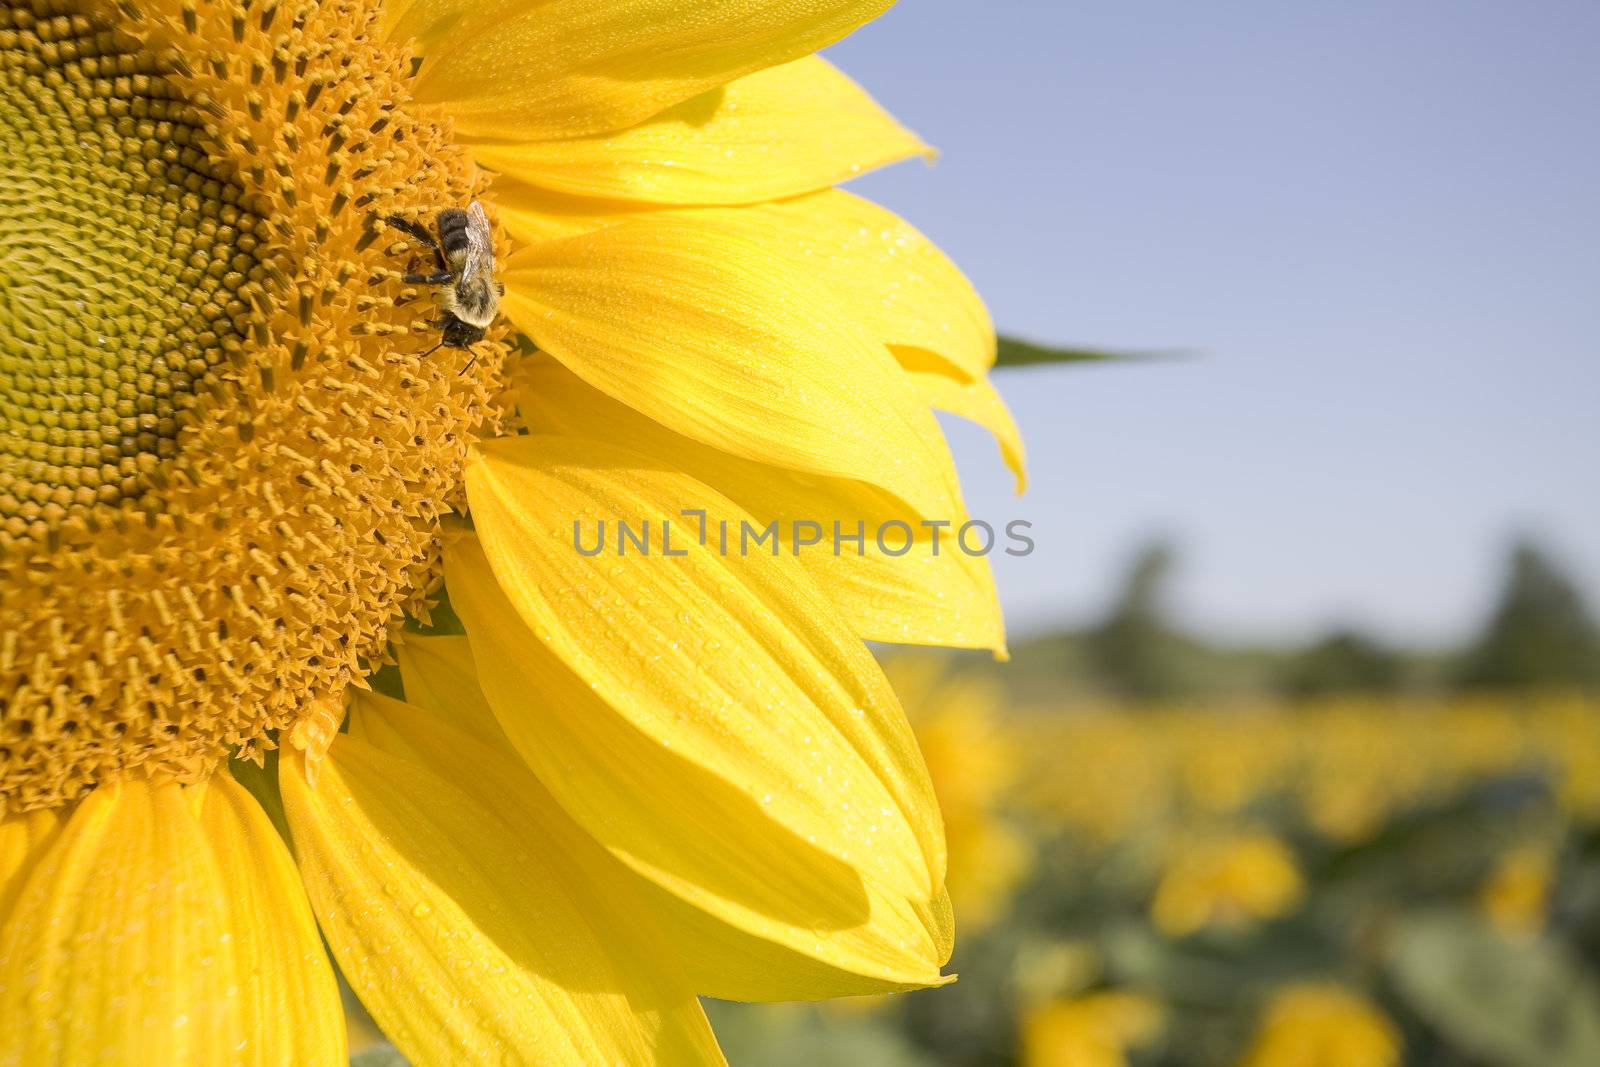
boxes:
[0,1,267,538]
[1,0,500,814]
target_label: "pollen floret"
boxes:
[0,0,504,811]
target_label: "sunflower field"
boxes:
[706,668,1600,1067]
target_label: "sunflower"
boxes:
[1149,829,1305,938]
[0,0,1024,1061]
[1236,985,1402,1067]
[1022,991,1163,1067]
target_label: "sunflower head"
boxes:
[0,0,1034,1058]
[0,0,506,811]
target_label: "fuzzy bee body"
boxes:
[384,201,501,357]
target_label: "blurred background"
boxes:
[706,1,1600,1065]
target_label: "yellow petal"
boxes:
[0,779,341,1065]
[470,57,927,206]
[394,634,505,743]
[281,741,724,1066]
[748,190,997,381]
[707,190,1020,488]
[501,210,961,521]
[493,186,1021,496]
[464,435,945,894]
[921,884,958,965]
[0,782,235,1064]
[344,694,676,956]
[450,436,952,995]
[351,691,868,1002]
[900,352,1028,494]
[513,357,1005,652]
[492,188,1019,494]
[493,178,673,244]
[0,808,61,922]
[195,775,347,1067]
[402,0,895,140]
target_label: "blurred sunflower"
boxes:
[1236,984,1401,1067]
[1149,829,1305,938]
[1479,841,1556,939]
[1021,990,1163,1067]
[0,0,1022,1061]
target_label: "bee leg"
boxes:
[383,215,448,271]
[460,351,478,374]
[403,269,455,285]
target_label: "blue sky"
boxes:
[826,0,1600,644]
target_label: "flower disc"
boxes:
[0,7,268,522]
[0,0,504,811]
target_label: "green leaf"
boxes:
[1387,909,1600,1067]
[403,581,467,637]
[350,1044,409,1067]
[994,335,1180,369]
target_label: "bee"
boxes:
[383,201,502,368]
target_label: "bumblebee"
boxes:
[384,202,501,362]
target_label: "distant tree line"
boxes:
[1082,537,1600,701]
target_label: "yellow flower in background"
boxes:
[1546,696,1600,823]
[1236,984,1401,1067]
[1021,711,1173,845]
[1021,696,1600,852]
[1022,990,1163,1067]
[0,0,1023,1060]
[1150,830,1305,937]
[1479,842,1556,939]
[886,655,1034,930]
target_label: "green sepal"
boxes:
[995,335,1180,368]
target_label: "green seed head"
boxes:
[0,2,265,538]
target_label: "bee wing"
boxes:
[459,201,495,286]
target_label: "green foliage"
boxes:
[1388,910,1600,1067]
[403,581,468,638]
[983,535,1600,703]
[1278,628,1404,699]
[1457,540,1600,691]
[349,1044,409,1067]
[367,660,406,701]
[1086,541,1191,701]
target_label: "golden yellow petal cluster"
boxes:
[1,0,503,810]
